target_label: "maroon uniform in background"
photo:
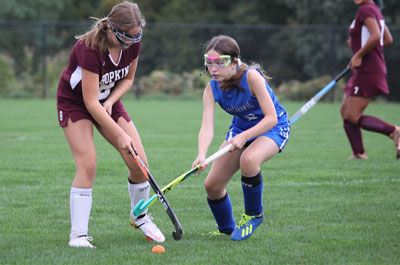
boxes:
[57,40,140,127]
[344,2,389,97]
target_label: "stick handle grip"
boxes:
[204,144,232,164]
[334,65,351,82]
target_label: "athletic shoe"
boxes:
[390,125,400,159]
[348,152,368,160]
[68,236,96,249]
[231,213,264,241]
[130,213,165,242]
[202,230,231,236]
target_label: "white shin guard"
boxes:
[128,181,150,218]
[70,187,92,239]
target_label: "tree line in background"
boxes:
[1,0,399,101]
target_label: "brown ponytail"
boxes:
[204,35,270,91]
[76,1,146,54]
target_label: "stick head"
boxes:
[133,196,157,216]
[133,199,145,216]
[172,229,182,240]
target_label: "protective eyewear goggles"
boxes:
[110,22,142,46]
[204,54,234,67]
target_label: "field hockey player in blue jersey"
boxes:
[192,35,291,241]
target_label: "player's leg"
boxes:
[343,95,399,158]
[95,116,164,242]
[355,105,399,159]
[230,136,279,241]
[341,95,370,125]
[358,115,399,158]
[340,95,368,159]
[204,142,243,235]
[63,118,96,248]
[390,126,400,159]
[240,136,279,215]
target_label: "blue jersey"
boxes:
[210,68,290,150]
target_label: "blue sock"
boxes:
[207,193,235,234]
[242,171,263,216]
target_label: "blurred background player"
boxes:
[57,1,164,248]
[192,35,290,241]
[340,0,400,160]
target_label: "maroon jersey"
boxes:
[345,2,389,97]
[349,2,386,74]
[57,40,140,112]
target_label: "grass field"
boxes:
[0,98,399,265]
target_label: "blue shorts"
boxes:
[225,122,290,152]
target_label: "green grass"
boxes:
[0,98,399,265]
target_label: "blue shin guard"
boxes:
[207,193,235,235]
[241,172,263,216]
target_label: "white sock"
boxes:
[128,181,150,218]
[70,187,92,240]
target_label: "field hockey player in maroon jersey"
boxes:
[340,0,400,160]
[57,1,165,248]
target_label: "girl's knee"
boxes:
[344,113,361,125]
[240,154,259,174]
[340,106,347,119]
[204,177,223,198]
[204,178,213,193]
[77,157,97,179]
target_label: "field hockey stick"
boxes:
[289,66,351,124]
[130,149,183,240]
[133,144,232,217]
